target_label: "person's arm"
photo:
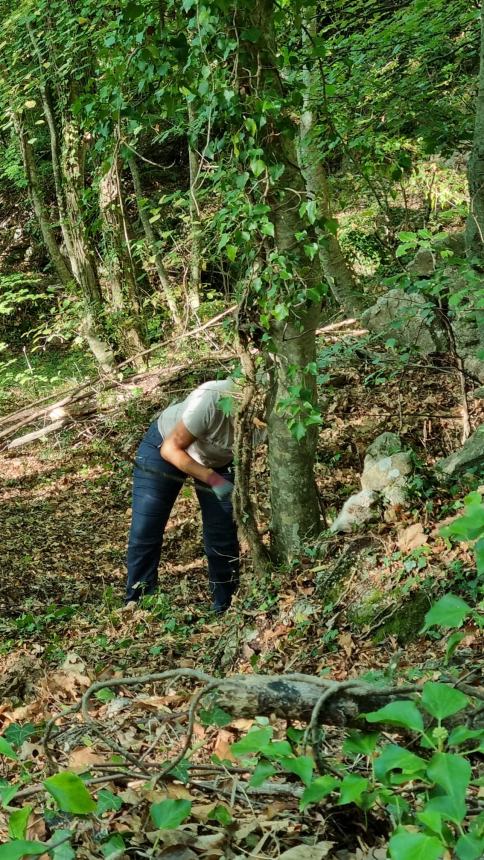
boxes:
[160,421,231,496]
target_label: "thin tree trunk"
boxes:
[236,0,321,559]
[99,154,147,367]
[299,21,364,315]
[12,112,72,286]
[26,22,114,369]
[128,156,182,327]
[466,0,484,262]
[187,101,202,312]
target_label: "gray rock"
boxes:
[366,431,404,459]
[406,248,436,277]
[330,489,378,533]
[436,424,484,477]
[361,289,448,355]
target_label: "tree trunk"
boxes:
[12,113,72,286]
[26,23,115,369]
[299,21,364,316]
[187,101,202,312]
[236,0,321,559]
[128,156,182,327]
[466,0,484,263]
[99,154,148,367]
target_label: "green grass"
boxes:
[0,347,96,413]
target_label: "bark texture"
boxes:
[13,111,72,286]
[237,0,321,558]
[299,22,363,315]
[215,674,407,727]
[187,101,202,312]
[99,154,147,366]
[128,156,182,327]
[466,0,484,262]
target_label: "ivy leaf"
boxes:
[425,793,467,825]
[95,789,123,815]
[423,594,471,630]
[299,776,340,811]
[199,706,232,726]
[421,682,469,720]
[374,744,427,781]
[226,245,238,262]
[250,158,266,177]
[50,830,75,860]
[343,731,379,756]
[8,806,32,840]
[207,804,233,825]
[231,727,273,756]
[0,841,48,859]
[101,834,125,858]
[0,738,19,761]
[150,798,192,829]
[249,759,277,787]
[280,755,314,786]
[365,700,424,733]
[44,772,96,815]
[3,724,36,749]
[389,829,444,860]
[338,774,368,806]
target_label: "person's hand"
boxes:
[206,471,234,503]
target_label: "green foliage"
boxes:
[43,772,96,814]
[150,798,192,829]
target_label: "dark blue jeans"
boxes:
[126,421,239,611]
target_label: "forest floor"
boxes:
[0,347,482,859]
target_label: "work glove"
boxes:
[206,471,234,505]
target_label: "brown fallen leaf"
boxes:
[68,747,105,772]
[212,729,236,762]
[397,523,428,553]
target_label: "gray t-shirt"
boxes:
[158,379,235,467]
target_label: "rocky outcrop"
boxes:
[436,424,484,477]
[361,289,448,355]
[331,432,413,533]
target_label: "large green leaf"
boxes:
[44,772,96,815]
[455,832,484,860]
[425,794,467,825]
[427,752,471,798]
[337,774,368,806]
[421,682,469,721]
[423,594,471,630]
[389,829,444,860]
[280,755,314,787]
[374,744,427,782]
[365,700,424,732]
[150,798,192,829]
[300,776,340,811]
[249,759,277,787]
[230,727,273,756]
[7,806,32,840]
[0,840,48,859]
[343,731,379,756]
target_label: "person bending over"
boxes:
[125,378,238,613]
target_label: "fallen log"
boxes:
[214,674,411,727]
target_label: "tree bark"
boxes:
[12,112,72,286]
[187,101,202,312]
[128,156,182,327]
[99,153,148,367]
[236,0,321,559]
[466,0,484,263]
[214,674,412,728]
[299,22,364,316]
